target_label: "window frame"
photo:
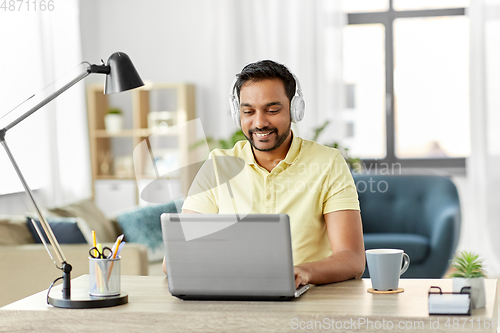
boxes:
[347,1,467,175]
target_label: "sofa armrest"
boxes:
[420,207,460,277]
[429,205,461,253]
[0,243,148,307]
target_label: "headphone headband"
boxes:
[229,73,305,127]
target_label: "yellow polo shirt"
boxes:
[182,134,360,265]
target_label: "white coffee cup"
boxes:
[365,249,410,291]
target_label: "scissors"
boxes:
[89,245,112,259]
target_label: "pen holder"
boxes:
[89,256,121,297]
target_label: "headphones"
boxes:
[229,73,305,127]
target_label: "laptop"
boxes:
[160,213,309,301]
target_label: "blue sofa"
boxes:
[353,175,461,278]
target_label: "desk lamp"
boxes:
[0,52,144,308]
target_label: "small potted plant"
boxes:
[104,107,123,134]
[449,251,486,309]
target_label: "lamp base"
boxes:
[48,288,128,309]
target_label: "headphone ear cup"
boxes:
[229,77,241,127]
[230,96,241,127]
[290,96,305,123]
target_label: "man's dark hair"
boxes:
[235,60,296,104]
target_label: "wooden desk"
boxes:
[0,276,497,332]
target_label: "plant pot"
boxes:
[104,114,123,134]
[452,277,486,309]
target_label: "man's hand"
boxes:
[292,210,365,286]
[294,266,310,289]
[162,256,167,276]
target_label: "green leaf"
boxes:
[449,251,486,278]
[312,120,330,141]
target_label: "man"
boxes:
[164,60,365,287]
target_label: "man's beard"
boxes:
[243,122,291,152]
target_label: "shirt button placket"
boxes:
[266,176,274,213]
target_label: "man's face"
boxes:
[239,78,292,152]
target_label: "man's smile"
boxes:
[253,130,275,140]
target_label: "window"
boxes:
[0,12,48,194]
[0,6,84,197]
[343,0,469,173]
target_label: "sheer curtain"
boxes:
[0,0,91,212]
[0,11,47,197]
[463,0,500,276]
[206,0,345,141]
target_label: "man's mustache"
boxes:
[249,127,277,135]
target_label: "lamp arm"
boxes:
[0,65,97,300]
[3,68,91,132]
[0,139,67,265]
[0,65,101,265]
[0,64,109,300]
[0,54,142,305]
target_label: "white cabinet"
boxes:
[94,180,137,217]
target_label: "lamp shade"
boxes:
[104,52,144,94]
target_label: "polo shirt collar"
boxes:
[283,132,301,165]
[238,131,301,166]
[239,141,256,165]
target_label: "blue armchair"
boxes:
[353,175,461,278]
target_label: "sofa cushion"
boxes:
[26,217,87,244]
[364,233,430,264]
[0,216,33,245]
[49,199,117,242]
[117,200,183,261]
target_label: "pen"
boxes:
[91,230,102,292]
[92,230,97,257]
[97,243,103,257]
[107,240,125,283]
[110,234,124,259]
[96,243,105,293]
[116,241,125,257]
[111,238,122,259]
